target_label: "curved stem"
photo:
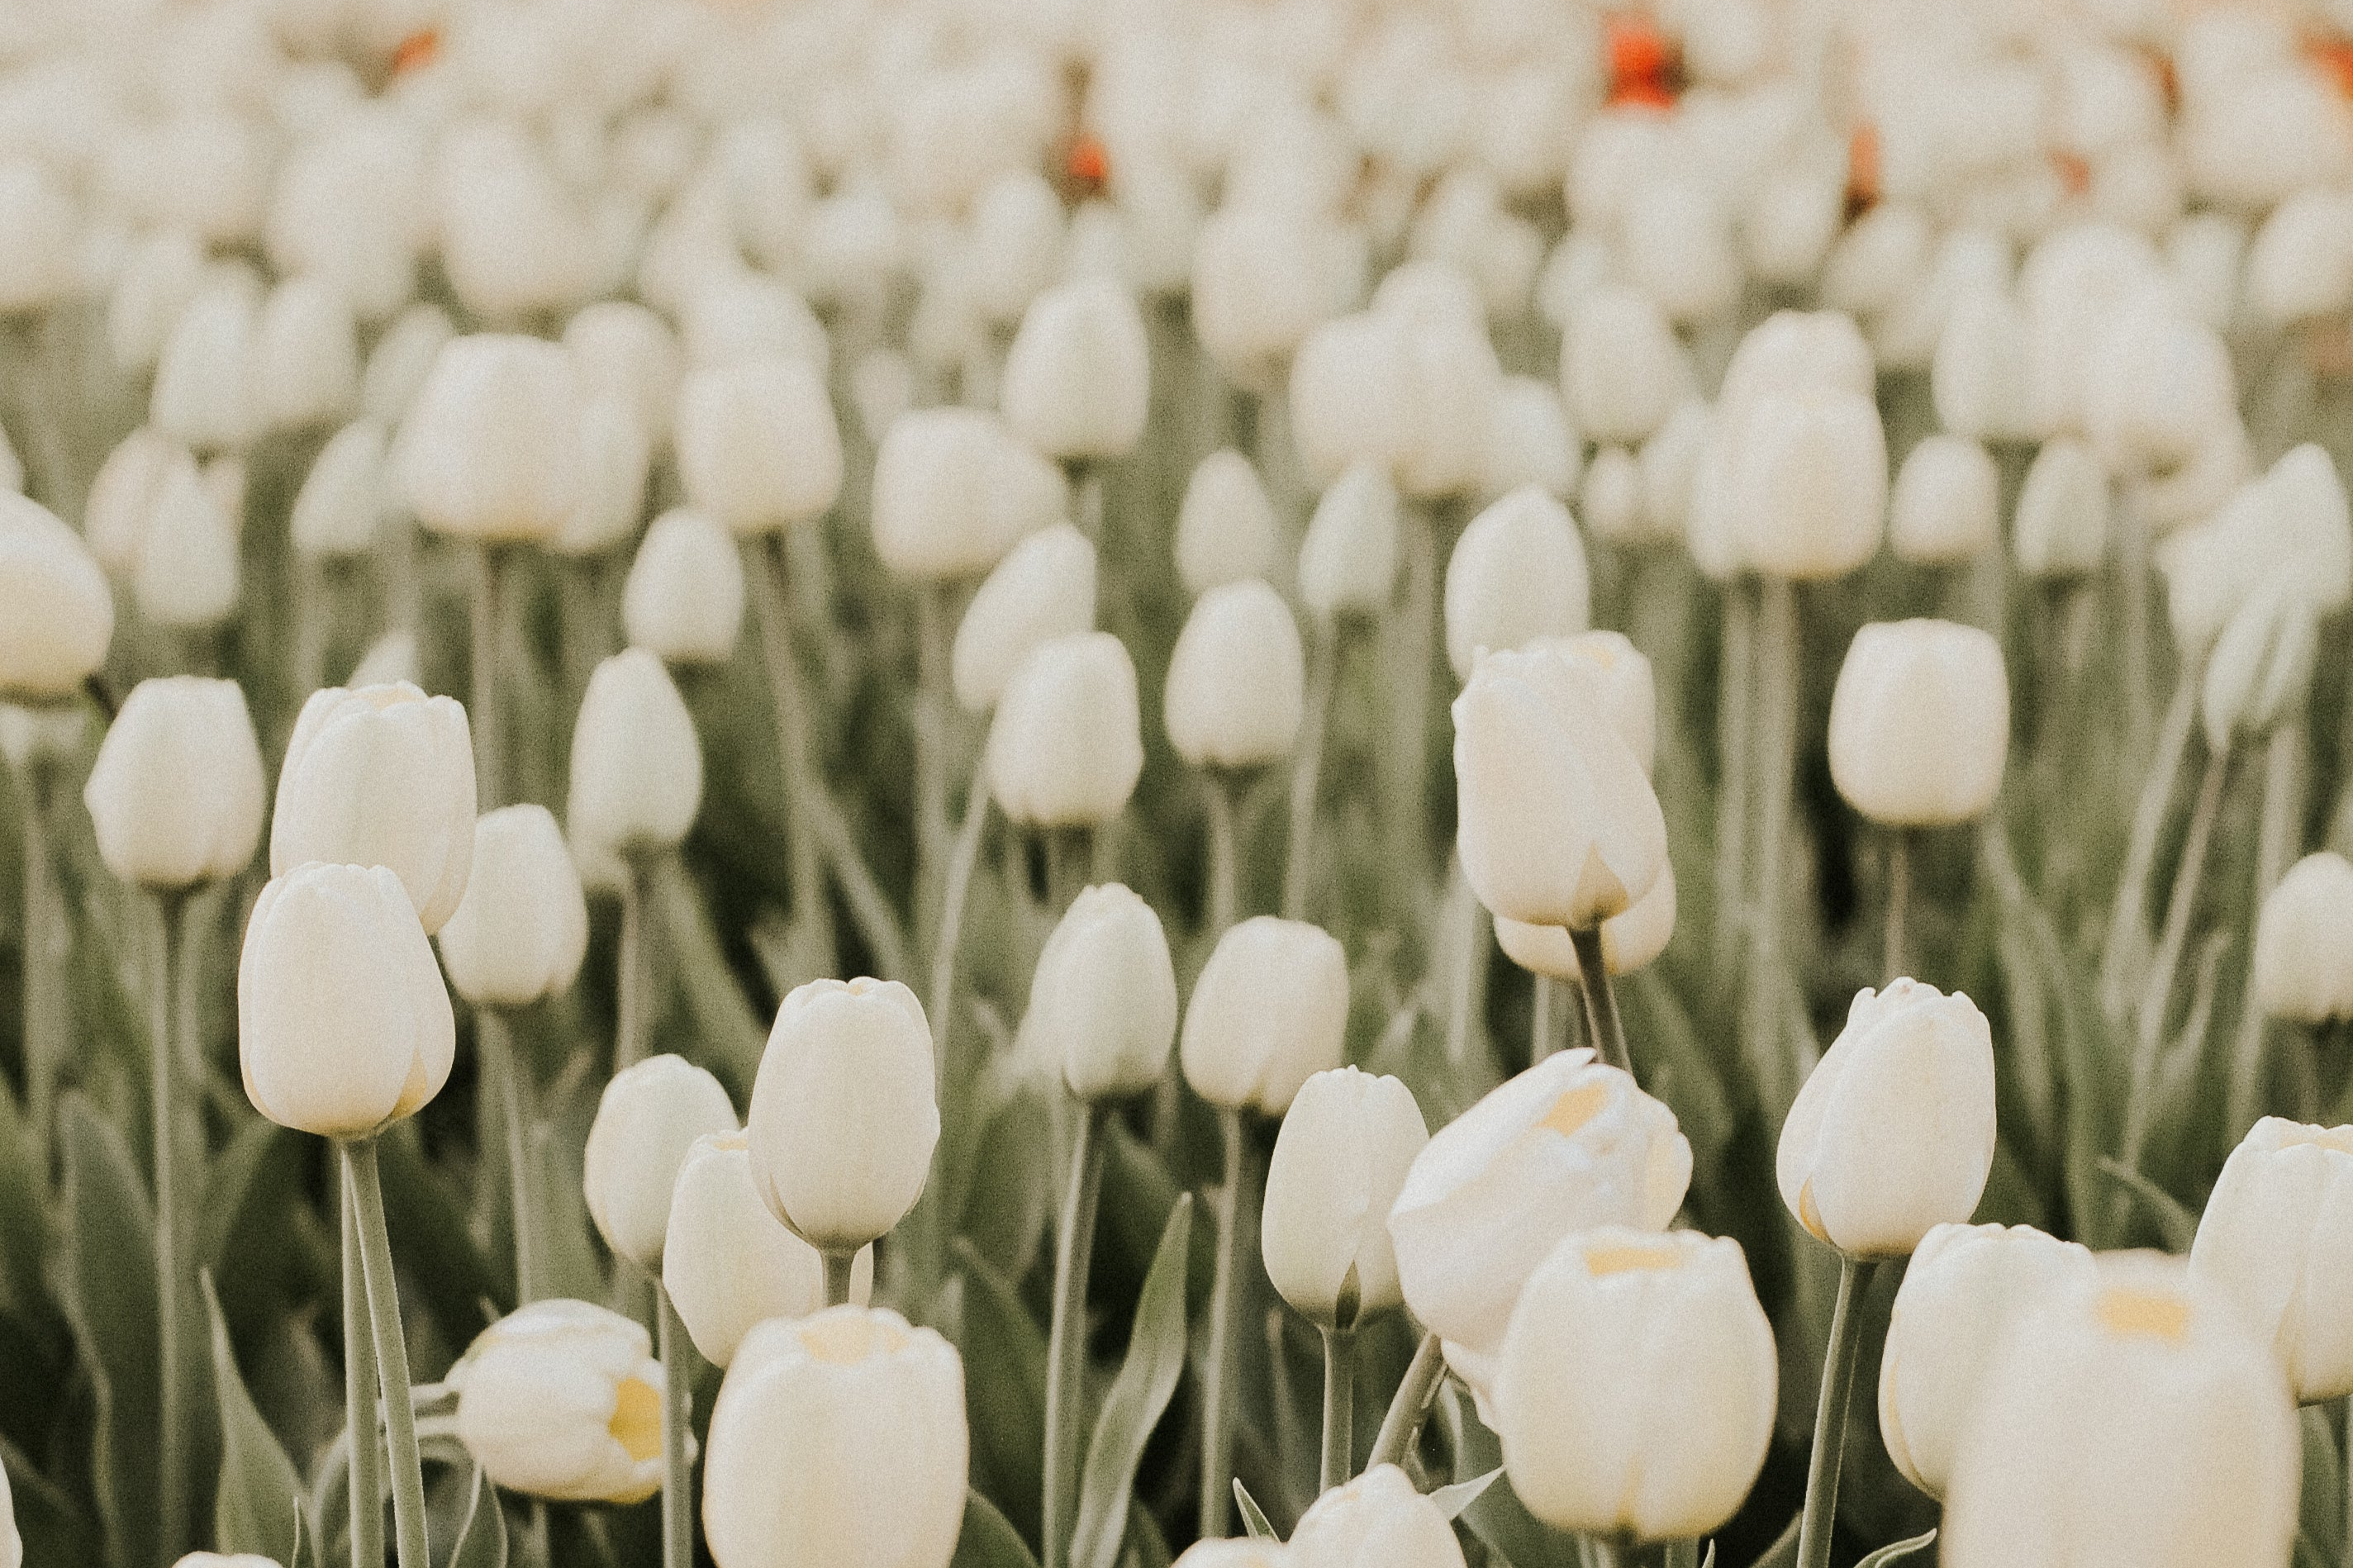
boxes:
[1796,1254,1875,1568]
[616,855,654,1070]
[482,1010,537,1303]
[929,760,991,1089]
[2124,742,2232,1162]
[2231,723,2307,1134]
[1205,772,1241,938]
[915,583,953,938]
[1571,928,1630,1075]
[342,1138,430,1568]
[746,535,839,967]
[1198,1107,1243,1538]
[343,1174,383,1568]
[655,1281,693,1568]
[1282,627,1339,922]
[471,543,511,809]
[1319,1326,1356,1494]
[150,890,191,1563]
[1366,1332,1445,1472]
[1043,1100,1109,1568]
[822,1251,857,1308]
[1884,830,1911,986]
[2099,675,2200,1019]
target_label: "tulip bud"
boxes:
[1579,446,1643,546]
[1290,314,1409,487]
[0,159,77,315]
[2202,576,2319,749]
[1297,463,1400,624]
[1620,178,1740,325]
[397,335,585,543]
[362,303,454,425]
[109,230,206,377]
[1559,285,1690,447]
[1262,1067,1428,1328]
[701,1306,967,1568]
[1193,205,1341,381]
[1176,451,1280,595]
[675,356,842,535]
[1877,1222,2097,1499]
[2189,1119,2353,1408]
[151,267,260,454]
[2012,436,2112,578]
[238,862,455,1138]
[1452,644,1668,930]
[680,275,829,375]
[2252,853,2353,1024]
[1931,284,2032,444]
[1010,883,1178,1101]
[1495,1228,1774,1542]
[747,979,939,1253]
[1288,1464,1463,1568]
[950,525,1096,714]
[1163,581,1306,771]
[83,677,265,890]
[254,278,359,434]
[870,408,1064,581]
[1443,487,1591,683]
[1778,979,1998,1256]
[1179,916,1348,1116]
[568,650,703,859]
[583,1054,738,1271]
[1495,866,1677,983]
[1639,401,1713,544]
[435,120,596,323]
[290,421,387,559]
[265,108,427,324]
[437,805,589,1008]
[1001,278,1151,461]
[623,509,745,667]
[1390,1050,1692,1364]
[2160,444,2352,657]
[2084,296,2236,479]
[2247,189,2353,325]
[1386,311,1506,502]
[1724,387,1887,580]
[666,1133,873,1368]
[1172,1547,1289,1568]
[135,451,242,630]
[271,682,475,932]
[1485,377,1581,502]
[1890,435,1999,565]
[449,1299,667,1504]
[563,301,681,451]
[0,493,115,702]
[1828,620,2009,827]
[554,397,653,557]
[1941,1252,2298,1568]
[985,632,1143,827]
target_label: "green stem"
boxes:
[1745,577,1799,1111]
[915,582,954,943]
[1796,1255,1876,1568]
[343,1172,383,1568]
[1282,626,1339,921]
[1884,829,1911,985]
[1198,1106,1243,1538]
[482,1011,537,1303]
[747,534,839,967]
[1366,1332,1445,1472]
[1714,580,1756,986]
[1043,1100,1109,1568]
[1383,505,1438,934]
[472,543,511,809]
[2099,673,2200,1019]
[1205,771,1241,938]
[616,853,654,1069]
[1045,824,1094,919]
[1319,1326,1356,1494]
[2231,723,2308,1134]
[1530,974,1554,1063]
[1072,463,1105,546]
[150,889,192,1563]
[822,1251,857,1308]
[1571,928,1630,1075]
[655,1281,693,1568]
[342,1138,430,1568]
[19,753,59,1171]
[929,757,990,1087]
[2122,742,2231,1170]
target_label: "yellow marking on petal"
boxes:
[2095,1287,2191,1343]
[2283,1126,2353,1156]
[1540,1082,1609,1138]
[801,1312,908,1365]
[1586,1243,1681,1276]
[609,1376,662,1462]
[711,1133,749,1152]
[1798,1179,1828,1243]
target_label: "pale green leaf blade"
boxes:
[951,1487,1042,1568]
[1072,1194,1194,1568]
[203,1271,305,1562]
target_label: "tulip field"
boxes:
[7,1,2353,1566]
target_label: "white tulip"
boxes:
[1495,867,1676,982]
[747,979,939,1253]
[396,334,585,544]
[1176,450,1279,595]
[436,805,589,1008]
[1890,436,1999,565]
[1020,884,1178,1101]
[361,304,454,425]
[1621,178,1740,324]
[1164,581,1306,770]
[563,301,681,451]
[2191,1119,2353,1400]
[2253,853,2353,1024]
[435,119,596,323]
[870,408,1064,581]
[985,633,1143,828]
[151,268,260,454]
[1877,1222,2097,1499]
[1389,1049,1692,1362]
[0,159,77,314]
[83,677,265,890]
[1484,376,1581,502]
[1828,620,2010,827]
[666,1133,874,1368]
[1172,1546,1290,1568]
[265,107,427,323]
[271,682,477,934]
[255,278,360,434]
[134,451,241,630]
[1777,979,1998,1257]
[1559,285,1690,446]
[1193,204,1340,380]
[623,509,746,667]
[1178,916,1348,1115]
[289,420,387,559]
[2160,444,2352,656]
[1579,446,1644,546]
[1297,463,1400,623]
[583,1054,739,1271]
[702,1307,967,1568]
[1288,1464,1463,1568]
[2084,295,2237,479]
[237,862,454,1138]
[1001,278,1150,461]
[2246,190,2353,325]
[967,171,1065,324]
[109,230,207,377]
[1290,314,1410,487]
[450,1299,667,1504]
[554,397,652,557]
[951,525,1096,714]
[2013,437,2112,579]
[0,492,114,701]
[1932,283,2032,444]
[1495,1228,1775,1542]
[675,358,842,535]
[1723,386,1887,581]
[1261,1068,1427,1328]
[568,650,703,859]
[1443,486,1591,682]
[1638,400,1714,546]
[680,274,829,374]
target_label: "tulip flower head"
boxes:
[2252,853,2353,1024]
[1288,1464,1465,1568]
[1827,620,2010,828]
[436,805,589,1008]
[666,1133,874,1367]
[451,1299,669,1504]
[1262,1067,1428,1328]
[0,492,115,703]
[583,1054,738,1271]
[1019,883,1179,1100]
[1178,916,1349,1115]
[2189,1118,2353,1402]
[83,677,266,890]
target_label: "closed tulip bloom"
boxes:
[1496,1228,1774,1542]
[1290,314,1410,487]
[1020,884,1178,1100]
[1298,463,1400,623]
[985,633,1143,827]
[1172,1547,1290,1568]
[109,230,206,376]
[623,509,745,666]
[2160,444,2352,657]
[1164,580,1306,769]
[1828,620,2010,827]
[1890,435,1999,565]
[255,278,360,434]
[1443,486,1591,682]
[174,1556,276,1567]
[1560,285,1690,446]
[952,525,1096,714]
[2190,1119,2353,1401]
[450,1299,668,1504]
[2084,295,2236,478]
[2253,853,2353,1024]
[667,1133,874,1367]
[2202,576,2320,749]
[1452,644,1668,931]
[1485,377,1580,503]
[1390,1050,1692,1362]
[1176,450,1279,594]
[1495,866,1677,982]
[1289,1464,1463,1568]
[870,408,1064,580]
[151,269,260,454]
[583,1054,738,1271]
[83,677,265,890]
[1557,630,1657,772]
[1179,916,1348,1115]
[1932,283,2032,444]
[1878,1222,2097,1499]
[554,397,653,557]
[1262,1067,1428,1328]
[676,357,842,535]
[563,301,681,449]
[702,1307,967,1568]
[271,682,475,932]
[0,159,77,314]
[1192,204,1339,380]
[2013,437,2112,579]
[1941,1252,2298,1568]
[436,805,589,1008]
[1580,446,1643,546]
[362,304,455,425]
[290,420,387,558]
[135,454,242,630]
[2247,190,2353,325]
[1777,980,1998,1257]
[748,979,939,1252]
[1390,312,1508,502]
[87,427,180,574]
[0,492,114,701]
[568,650,703,858]
[1724,387,1886,580]
[395,334,583,543]
[1001,277,1151,461]
[238,862,455,1138]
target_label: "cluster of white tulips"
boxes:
[4,0,2353,1566]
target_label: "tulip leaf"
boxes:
[1747,1511,1800,1568]
[951,1486,1042,1568]
[1428,1466,1500,1521]
[2095,1157,2197,1252]
[374,1121,501,1343]
[1071,1193,1194,1568]
[1232,1478,1276,1540]
[1456,1470,1583,1568]
[0,1081,48,1323]
[1852,1528,1936,1567]
[449,1463,510,1568]
[288,1509,317,1568]
[953,1239,1048,1545]
[57,1095,160,1568]
[204,1271,305,1562]
[2298,1405,2344,1563]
